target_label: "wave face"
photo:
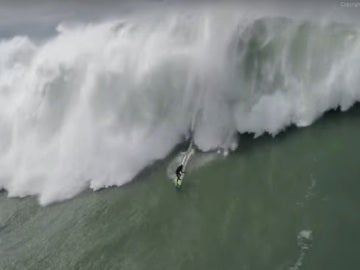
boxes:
[0,11,359,204]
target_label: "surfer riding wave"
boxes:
[175,164,184,179]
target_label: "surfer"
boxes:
[175,164,184,179]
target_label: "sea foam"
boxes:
[0,11,359,204]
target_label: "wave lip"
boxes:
[0,13,359,204]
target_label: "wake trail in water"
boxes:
[0,9,360,204]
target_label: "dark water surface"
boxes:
[1,107,360,270]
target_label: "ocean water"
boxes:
[1,106,360,270]
[1,4,360,269]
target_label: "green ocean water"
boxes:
[1,106,360,270]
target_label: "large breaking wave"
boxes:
[0,10,359,204]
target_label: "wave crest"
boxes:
[0,13,359,204]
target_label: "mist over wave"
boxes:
[0,9,359,204]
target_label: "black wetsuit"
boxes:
[176,165,184,179]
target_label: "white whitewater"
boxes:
[0,10,360,204]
